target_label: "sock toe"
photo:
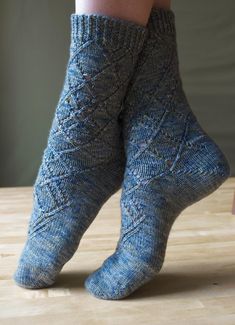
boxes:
[85,251,158,300]
[13,264,56,289]
[85,271,113,300]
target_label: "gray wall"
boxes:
[0,0,235,186]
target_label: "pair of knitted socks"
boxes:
[14,9,230,299]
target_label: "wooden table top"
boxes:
[0,179,235,325]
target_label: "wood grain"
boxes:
[0,179,235,325]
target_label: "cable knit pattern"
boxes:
[85,9,230,300]
[13,13,147,289]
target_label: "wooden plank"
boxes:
[0,179,235,324]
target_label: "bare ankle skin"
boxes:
[75,0,155,26]
[153,0,171,10]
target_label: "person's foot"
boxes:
[85,8,230,299]
[13,13,147,289]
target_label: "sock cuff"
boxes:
[148,8,175,36]
[71,13,147,52]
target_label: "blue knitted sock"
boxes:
[13,14,146,289]
[85,9,230,299]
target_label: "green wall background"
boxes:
[0,0,235,186]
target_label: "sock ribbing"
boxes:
[71,13,147,51]
[148,8,175,36]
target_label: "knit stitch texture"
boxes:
[85,8,230,300]
[13,13,147,289]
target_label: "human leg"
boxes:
[13,1,149,289]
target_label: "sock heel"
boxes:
[171,136,230,208]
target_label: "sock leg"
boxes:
[13,14,147,289]
[85,8,230,299]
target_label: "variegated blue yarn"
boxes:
[13,13,147,289]
[85,8,230,300]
